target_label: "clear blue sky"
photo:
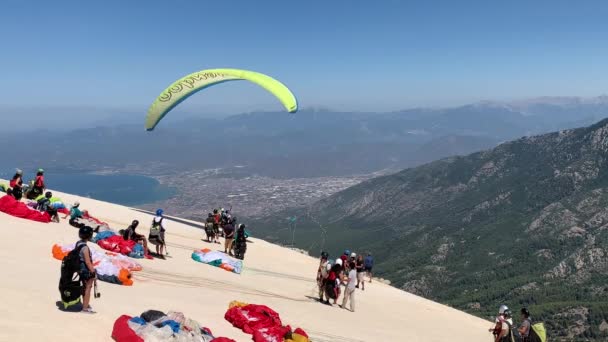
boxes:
[1,0,608,118]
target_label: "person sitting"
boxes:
[234,224,247,260]
[148,209,167,259]
[122,220,153,259]
[36,191,59,222]
[27,168,46,199]
[9,169,24,200]
[65,202,84,227]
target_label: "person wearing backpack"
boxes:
[148,209,167,259]
[76,226,96,314]
[489,305,515,342]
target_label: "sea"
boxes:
[0,169,176,206]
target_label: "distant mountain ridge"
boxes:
[253,117,608,340]
[1,97,607,179]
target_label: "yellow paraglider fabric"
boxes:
[145,68,298,131]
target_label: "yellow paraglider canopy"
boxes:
[145,68,298,131]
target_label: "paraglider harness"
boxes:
[59,242,99,308]
[148,217,165,245]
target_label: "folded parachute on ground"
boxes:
[145,68,298,131]
[52,243,142,286]
[111,310,226,342]
[224,301,309,342]
[0,194,51,222]
[97,234,145,259]
[192,248,243,274]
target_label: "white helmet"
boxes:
[335,258,343,266]
[499,305,509,315]
[351,252,356,258]
[15,169,23,175]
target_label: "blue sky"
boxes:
[1,0,608,122]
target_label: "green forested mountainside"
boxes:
[255,119,608,341]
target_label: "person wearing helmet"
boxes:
[77,226,96,314]
[316,252,330,304]
[37,191,59,222]
[32,168,46,198]
[148,209,167,259]
[489,305,514,342]
[123,220,153,259]
[9,169,24,200]
[518,308,531,341]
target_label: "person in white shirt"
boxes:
[341,261,357,312]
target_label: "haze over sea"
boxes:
[0,169,175,206]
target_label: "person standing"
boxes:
[223,219,235,256]
[9,169,24,200]
[489,305,514,342]
[355,254,365,290]
[205,213,216,242]
[341,261,357,312]
[234,224,248,260]
[316,252,330,304]
[364,253,374,283]
[148,209,167,259]
[518,308,531,342]
[77,226,97,314]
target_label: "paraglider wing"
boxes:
[145,68,298,131]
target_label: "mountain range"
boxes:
[253,117,608,341]
[1,96,607,179]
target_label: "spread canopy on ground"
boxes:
[145,68,298,131]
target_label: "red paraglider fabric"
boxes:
[111,315,144,342]
[0,195,51,223]
[225,304,307,342]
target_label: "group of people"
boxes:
[490,305,537,342]
[316,249,374,313]
[204,208,248,260]
[7,168,60,221]
[121,209,168,259]
[8,168,46,201]
[73,208,169,314]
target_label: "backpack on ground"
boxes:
[58,243,87,308]
[528,321,547,342]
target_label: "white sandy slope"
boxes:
[0,188,492,342]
